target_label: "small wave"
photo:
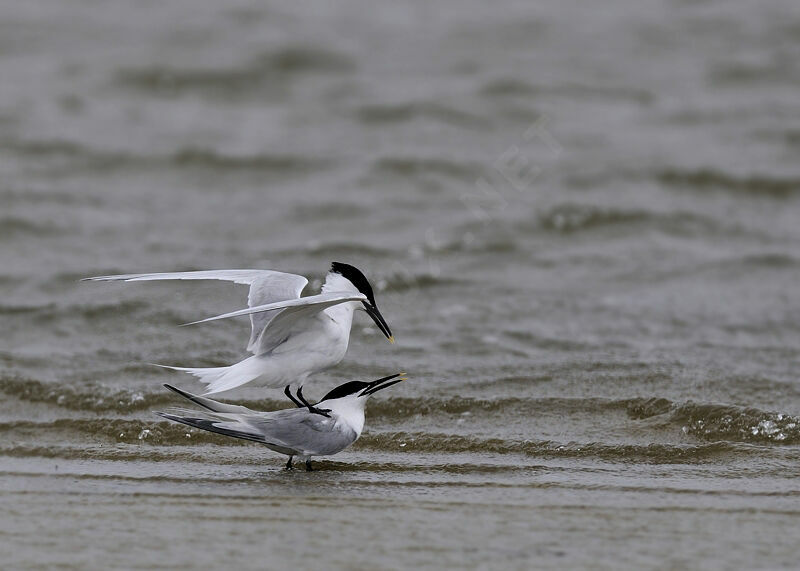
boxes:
[116,46,355,97]
[0,275,24,287]
[354,102,486,129]
[535,203,728,237]
[2,139,333,176]
[779,130,800,148]
[655,168,800,198]
[626,397,674,419]
[359,432,735,462]
[0,376,293,414]
[548,83,654,104]
[412,233,519,256]
[0,376,515,415]
[479,78,539,98]
[2,299,153,324]
[377,271,460,293]
[478,78,653,104]
[169,148,334,175]
[0,216,65,238]
[6,376,798,447]
[0,188,102,207]
[742,253,800,267]
[671,402,800,444]
[0,302,56,315]
[709,60,799,87]
[369,156,483,182]
[367,396,647,420]
[711,253,800,272]
[0,444,250,463]
[116,65,258,96]
[754,128,800,149]
[626,397,800,444]
[0,139,137,173]
[255,46,356,74]
[538,204,650,233]
[1,139,86,158]
[0,377,169,413]
[502,330,592,352]
[0,418,235,446]
[0,417,739,463]
[70,299,151,321]
[291,202,372,221]
[299,241,394,258]
[0,377,602,418]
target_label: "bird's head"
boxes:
[327,261,393,343]
[316,373,406,433]
[319,373,406,407]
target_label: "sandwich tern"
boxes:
[84,262,393,396]
[156,372,406,471]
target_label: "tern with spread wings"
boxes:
[84,262,393,396]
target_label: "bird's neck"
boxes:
[321,271,361,325]
[327,398,366,435]
[324,299,357,328]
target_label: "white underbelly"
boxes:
[248,320,350,387]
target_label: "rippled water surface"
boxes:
[2,0,800,568]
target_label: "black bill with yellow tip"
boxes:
[360,373,406,396]
[363,301,394,343]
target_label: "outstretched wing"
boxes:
[83,269,309,354]
[83,269,277,285]
[182,292,366,355]
[244,272,308,352]
[183,292,366,325]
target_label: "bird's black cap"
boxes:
[319,373,406,401]
[319,381,370,402]
[330,262,376,306]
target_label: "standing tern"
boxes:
[84,262,393,396]
[156,372,406,471]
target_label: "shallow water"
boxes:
[2,0,800,568]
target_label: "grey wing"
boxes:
[248,409,358,456]
[246,272,308,353]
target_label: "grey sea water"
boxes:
[2,0,800,568]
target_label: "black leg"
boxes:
[284,385,303,408]
[305,459,313,472]
[285,456,293,470]
[295,386,312,407]
[296,387,331,418]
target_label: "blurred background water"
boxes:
[1,0,800,568]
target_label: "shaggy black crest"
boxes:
[320,381,370,402]
[330,262,376,306]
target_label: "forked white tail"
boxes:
[153,356,265,395]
